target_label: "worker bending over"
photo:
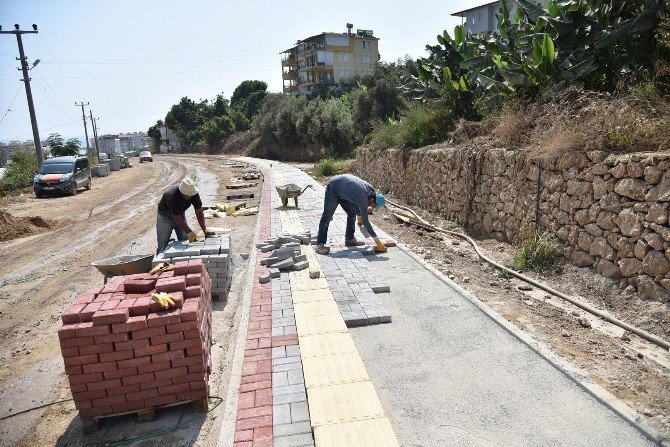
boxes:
[156,177,214,254]
[316,174,386,255]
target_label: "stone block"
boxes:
[275,258,295,270]
[259,274,271,284]
[269,268,281,278]
[293,261,309,271]
[309,270,320,279]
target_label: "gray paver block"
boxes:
[270,268,281,278]
[287,368,305,385]
[261,257,278,266]
[371,284,391,293]
[292,261,309,271]
[273,391,307,405]
[274,421,313,438]
[273,371,289,387]
[273,403,292,425]
[275,258,295,270]
[273,434,314,447]
[259,274,271,284]
[272,346,286,359]
[309,269,320,279]
[290,401,310,422]
[261,244,275,253]
[293,254,307,263]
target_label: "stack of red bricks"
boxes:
[58,259,212,421]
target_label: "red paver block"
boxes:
[187,259,203,274]
[234,430,254,442]
[63,354,99,368]
[98,349,133,363]
[58,324,78,340]
[82,361,117,374]
[61,303,86,324]
[271,335,298,347]
[75,322,111,338]
[115,338,149,352]
[104,367,138,380]
[235,415,273,431]
[112,315,147,333]
[94,293,115,303]
[185,286,201,299]
[137,361,170,374]
[65,365,83,376]
[107,383,140,397]
[147,309,181,327]
[131,296,152,316]
[123,278,157,294]
[60,336,94,349]
[100,300,120,311]
[87,378,121,392]
[75,293,96,305]
[79,343,114,356]
[91,308,129,325]
[155,276,186,293]
[112,400,146,413]
[174,261,189,276]
[117,355,151,369]
[134,343,168,357]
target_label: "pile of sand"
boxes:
[0,210,61,242]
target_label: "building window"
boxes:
[339,52,349,62]
[477,11,482,22]
[472,15,476,24]
[339,68,349,78]
[363,40,370,49]
[326,35,348,46]
[362,54,371,64]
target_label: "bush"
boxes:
[312,157,355,178]
[0,151,38,196]
[369,101,454,151]
[511,231,560,273]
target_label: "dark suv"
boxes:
[33,156,92,197]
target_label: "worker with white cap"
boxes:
[316,174,386,255]
[156,177,214,254]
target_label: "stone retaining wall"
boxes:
[356,146,670,302]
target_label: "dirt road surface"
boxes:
[0,154,260,446]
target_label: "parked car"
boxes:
[139,151,153,162]
[33,156,91,197]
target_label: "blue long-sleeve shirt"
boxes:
[328,174,377,238]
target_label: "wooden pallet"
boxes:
[81,397,209,434]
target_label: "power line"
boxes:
[0,65,278,79]
[0,83,23,127]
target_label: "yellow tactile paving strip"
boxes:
[273,167,399,445]
[313,417,401,447]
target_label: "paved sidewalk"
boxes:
[229,158,659,447]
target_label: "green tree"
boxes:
[231,80,268,120]
[147,119,163,149]
[47,133,80,157]
[201,115,235,148]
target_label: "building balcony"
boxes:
[283,85,298,93]
[282,70,298,80]
[281,57,297,67]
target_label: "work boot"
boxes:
[315,244,330,255]
[345,238,365,247]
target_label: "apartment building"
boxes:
[451,0,550,34]
[281,24,380,94]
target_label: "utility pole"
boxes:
[0,24,43,167]
[90,111,100,159]
[75,102,90,157]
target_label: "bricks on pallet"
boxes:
[58,263,213,423]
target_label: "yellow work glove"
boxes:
[374,237,387,253]
[187,231,198,243]
[152,292,176,309]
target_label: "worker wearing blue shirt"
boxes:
[316,174,386,254]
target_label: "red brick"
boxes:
[155,276,186,293]
[115,338,149,352]
[190,380,206,390]
[72,389,107,402]
[92,394,126,408]
[140,377,172,390]
[186,345,204,356]
[94,293,115,302]
[104,367,138,380]
[99,349,133,362]
[63,354,99,367]
[79,302,103,322]
[87,285,104,295]
[271,335,298,347]
[116,299,137,312]
[185,286,201,299]
[60,346,80,358]
[61,303,86,324]
[134,343,168,357]
[151,350,184,364]
[94,332,129,344]
[255,388,272,407]
[144,394,178,407]
[180,306,198,322]
[92,308,129,325]
[160,270,175,278]
[74,399,92,410]
[65,365,83,376]
[175,388,207,402]
[106,383,140,397]
[82,361,117,374]
[79,343,114,356]
[185,274,201,287]
[237,405,272,421]
[70,382,87,393]
[121,371,154,386]
[171,371,205,385]
[147,310,181,327]
[233,442,252,447]
[165,321,198,335]
[170,338,201,351]
[130,296,152,316]
[240,373,271,385]
[174,261,189,276]
[126,387,159,401]
[123,278,157,294]
[183,329,201,339]
[150,332,183,346]
[234,430,254,442]
[187,260,203,273]
[137,361,170,374]
[58,324,78,340]
[87,378,121,392]
[132,325,166,340]
[155,366,187,380]
[171,355,202,368]
[112,315,147,333]
[75,322,111,337]
[117,355,151,369]
[100,300,120,311]
[235,415,272,431]
[239,380,271,394]
[157,382,189,396]
[69,372,103,386]
[111,400,147,413]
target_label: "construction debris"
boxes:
[232,207,258,217]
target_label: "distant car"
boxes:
[139,151,153,162]
[33,156,91,198]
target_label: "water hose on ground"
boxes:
[385,198,670,352]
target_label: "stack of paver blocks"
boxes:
[153,235,233,300]
[58,259,212,426]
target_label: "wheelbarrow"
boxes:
[91,254,154,284]
[275,184,313,208]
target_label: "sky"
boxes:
[0,0,478,144]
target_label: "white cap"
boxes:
[179,177,198,196]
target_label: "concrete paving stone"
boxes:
[270,268,281,278]
[342,312,369,327]
[377,309,392,324]
[293,254,307,263]
[363,310,380,325]
[294,301,341,320]
[309,269,321,279]
[272,326,286,337]
[201,246,220,255]
[261,257,278,266]
[287,368,305,386]
[285,345,301,357]
[274,384,307,396]
[295,313,348,336]
[275,258,295,270]
[274,403,292,425]
[273,355,301,366]
[307,381,385,427]
[273,391,308,405]
[274,433,315,447]
[293,261,310,271]
[272,346,286,359]
[273,317,296,327]
[302,353,369,388]
[313,417,399,447]
[370,284,391,293]
[259,274,271,284]
[261,245,275,253]
[290,401,311,422]
[283,325,297,335]
[273,370,290,387]
[274,421,313,438]
[348,304,363,313]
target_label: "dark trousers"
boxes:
[317,184,357,244]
